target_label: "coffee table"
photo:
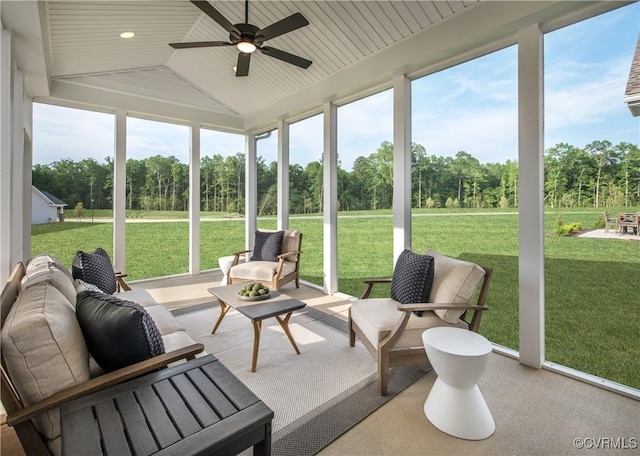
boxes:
[207,283,307,372]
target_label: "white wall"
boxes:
[31,192,56,225]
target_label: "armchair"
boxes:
[228,229,303,290]
[603,212,618,233]
[348,249,492,396]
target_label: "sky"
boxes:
[33,3,639,171]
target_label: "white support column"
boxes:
[518,24,545,369]
[277,120,289,230]
[245,133,257,249]
[323,102,338,294]
[393,74,412,263]
[0,29,13,280]
[11,69,24,263]
[22,99,33,262]
[189,122,201,275]
[113,110,127,273]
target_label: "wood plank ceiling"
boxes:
[45,1,477,119]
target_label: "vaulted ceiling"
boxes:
[1,1,631,132]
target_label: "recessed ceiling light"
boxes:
[120,31,136,39]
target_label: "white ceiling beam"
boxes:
[45,79,244,131]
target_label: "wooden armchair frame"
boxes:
[1,262,204,456]
[349,266,492,396]
[229,233,304,290]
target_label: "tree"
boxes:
[73,202,85,220]
[585,140,617,208]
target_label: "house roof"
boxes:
[2,1,631,133]
[33,186,67,207]
[624,35,640,116]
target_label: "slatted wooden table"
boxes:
[60,355,274,456]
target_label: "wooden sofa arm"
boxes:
[6,343,205,426]
[360,278,392,299]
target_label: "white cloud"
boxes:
[33,104,114,165]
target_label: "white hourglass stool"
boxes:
[422,327,495,440]
[218,255,236,286]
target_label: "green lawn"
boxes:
[32,208,640,389]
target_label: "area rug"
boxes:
[173,303,429,455]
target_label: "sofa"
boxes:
[0,254,204,456]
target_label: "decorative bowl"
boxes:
[238,292,271,301]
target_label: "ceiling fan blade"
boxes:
[190,0,241,39]
[256,12,309,41]
[170,41,232,49]
[260,46,312,69]
[236,52,251,77]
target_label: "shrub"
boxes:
[554,218,582,236]
[594,214,605,229]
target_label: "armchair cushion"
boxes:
[230,260,297,282]
[426,250,486,324]
[391,249,434,316]
[76,290,165,372]
[251,230,284,262]
[282,229,301,262]
[72,248,117,294]
[350,297,468,349]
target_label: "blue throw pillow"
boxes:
[251,230,284,262]
[390,249,434,317]
[76,290,165,372]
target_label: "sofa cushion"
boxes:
[72,248,117,294]
[115,289,161,308]
[390,249,434,316]
[76,291,165,372]
[0,283,90,441]
[251,230,284,262]
[26,254,73,281]
[426,250,486,324]
[21,262,77,307]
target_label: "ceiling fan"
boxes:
[170,0,312,77]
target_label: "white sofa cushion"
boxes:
[21,262,77,307]
[426,250,486,324]
[0,282,90,441]
[350,298,468,349]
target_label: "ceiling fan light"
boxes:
[119,31,135,39]
[236,41,256,53]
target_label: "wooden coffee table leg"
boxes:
[211,300,231,334]
[251,320,262,372]
[276,312,301,355]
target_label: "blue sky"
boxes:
[33,3,639,171]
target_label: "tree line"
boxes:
[31,139,640,215]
